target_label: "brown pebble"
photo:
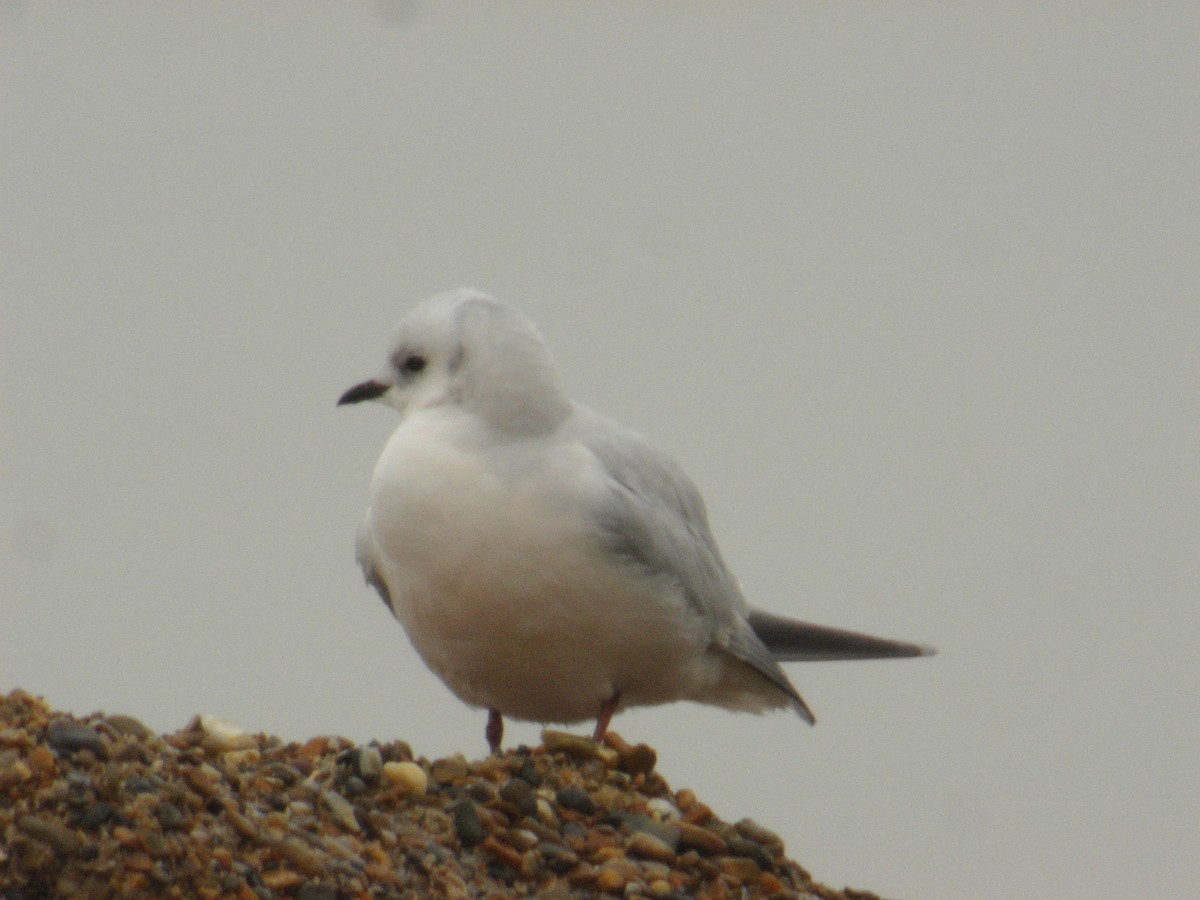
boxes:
[735,816,785,853]
[602,732,657,776]
[676,820,727,856]
[18,814,83,855]
[627,831,676,864]
[429,754,469,783]
[261,868,305,890]
[720,856,761,883]
[594,865,630,893]
[275,836,326,875]
[27,744,57,777]
[480,834,524,870]
[541,729,620,766]
[759,871,788,893]
[683,800,716,825]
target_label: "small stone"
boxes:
[261,869,305,890]
[627,831,676,864]
[221,748,261,768]
[727,837,774,871]
[499,777,537,818]
[46,719,106,757]
[124,775,157,794]
[296,884,339,900]
[197,714,255,752]
[556,786,597,816]
[354,745,383,781]
[506,828,539,850]
[603,731,658,776]
[381,761,427,797]
[274,836,325,875]
[719,856,761,883]
[155,801,186,830]
[27,744,57,777]
[321,789,361,832]
[535,797,558,824]
[452,798,487,848]
[18,814,84,855]
[594,865,630,893]
[676,821,727,856]
[539,842,579,874]
[542,729,620,766]
[78,802,116,830]
[645,798,680,821]
[430,754,469,784]
[734,817,784,853]
[621,813,680,851]
[480,834,525,870]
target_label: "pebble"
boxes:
[0,689,863,899]
[627,831,677,864]
[735,817,785,853]
[321,790,360,833]
[542,729,620,766]
[499,776,537,817]
[18,814,85,855]
[556,786,597,816]
[46,719,106,757]
[381,760,427,797]
[451,798,487,848]
[645,797,680,820]
[192,714,256,752]
[353,745,383,782]
[676,820,727,856]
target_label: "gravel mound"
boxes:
[0,690,880,899]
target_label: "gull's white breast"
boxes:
[365,407,719,723]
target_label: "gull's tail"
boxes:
[748,609,936,663]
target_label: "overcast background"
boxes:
[2,5,1197,898]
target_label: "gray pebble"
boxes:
[46,719,105,757]
[155,801,186,830]
[555,786,596,816]
[538,841,579,874]
[451,798,486,848]
[355,745,383,782]
[499,777,537,818]
[124,775,157,795]
[78,802,116,830]
[620,812,681,850]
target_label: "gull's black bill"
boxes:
[337,380,389,406]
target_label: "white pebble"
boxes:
[198,714,255,751]
[381,760,427,797]
[645,798,680,821]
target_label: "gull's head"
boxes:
[338,288,572,433]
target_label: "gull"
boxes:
[339,289,933,752]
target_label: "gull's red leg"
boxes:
[592,690,621,743]
[486,709,504,754]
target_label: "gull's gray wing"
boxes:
[572,405,815,721]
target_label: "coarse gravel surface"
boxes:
[0,689,885,899]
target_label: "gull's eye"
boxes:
[400,354,427,375]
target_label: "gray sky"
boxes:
[2,5,1197,898]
